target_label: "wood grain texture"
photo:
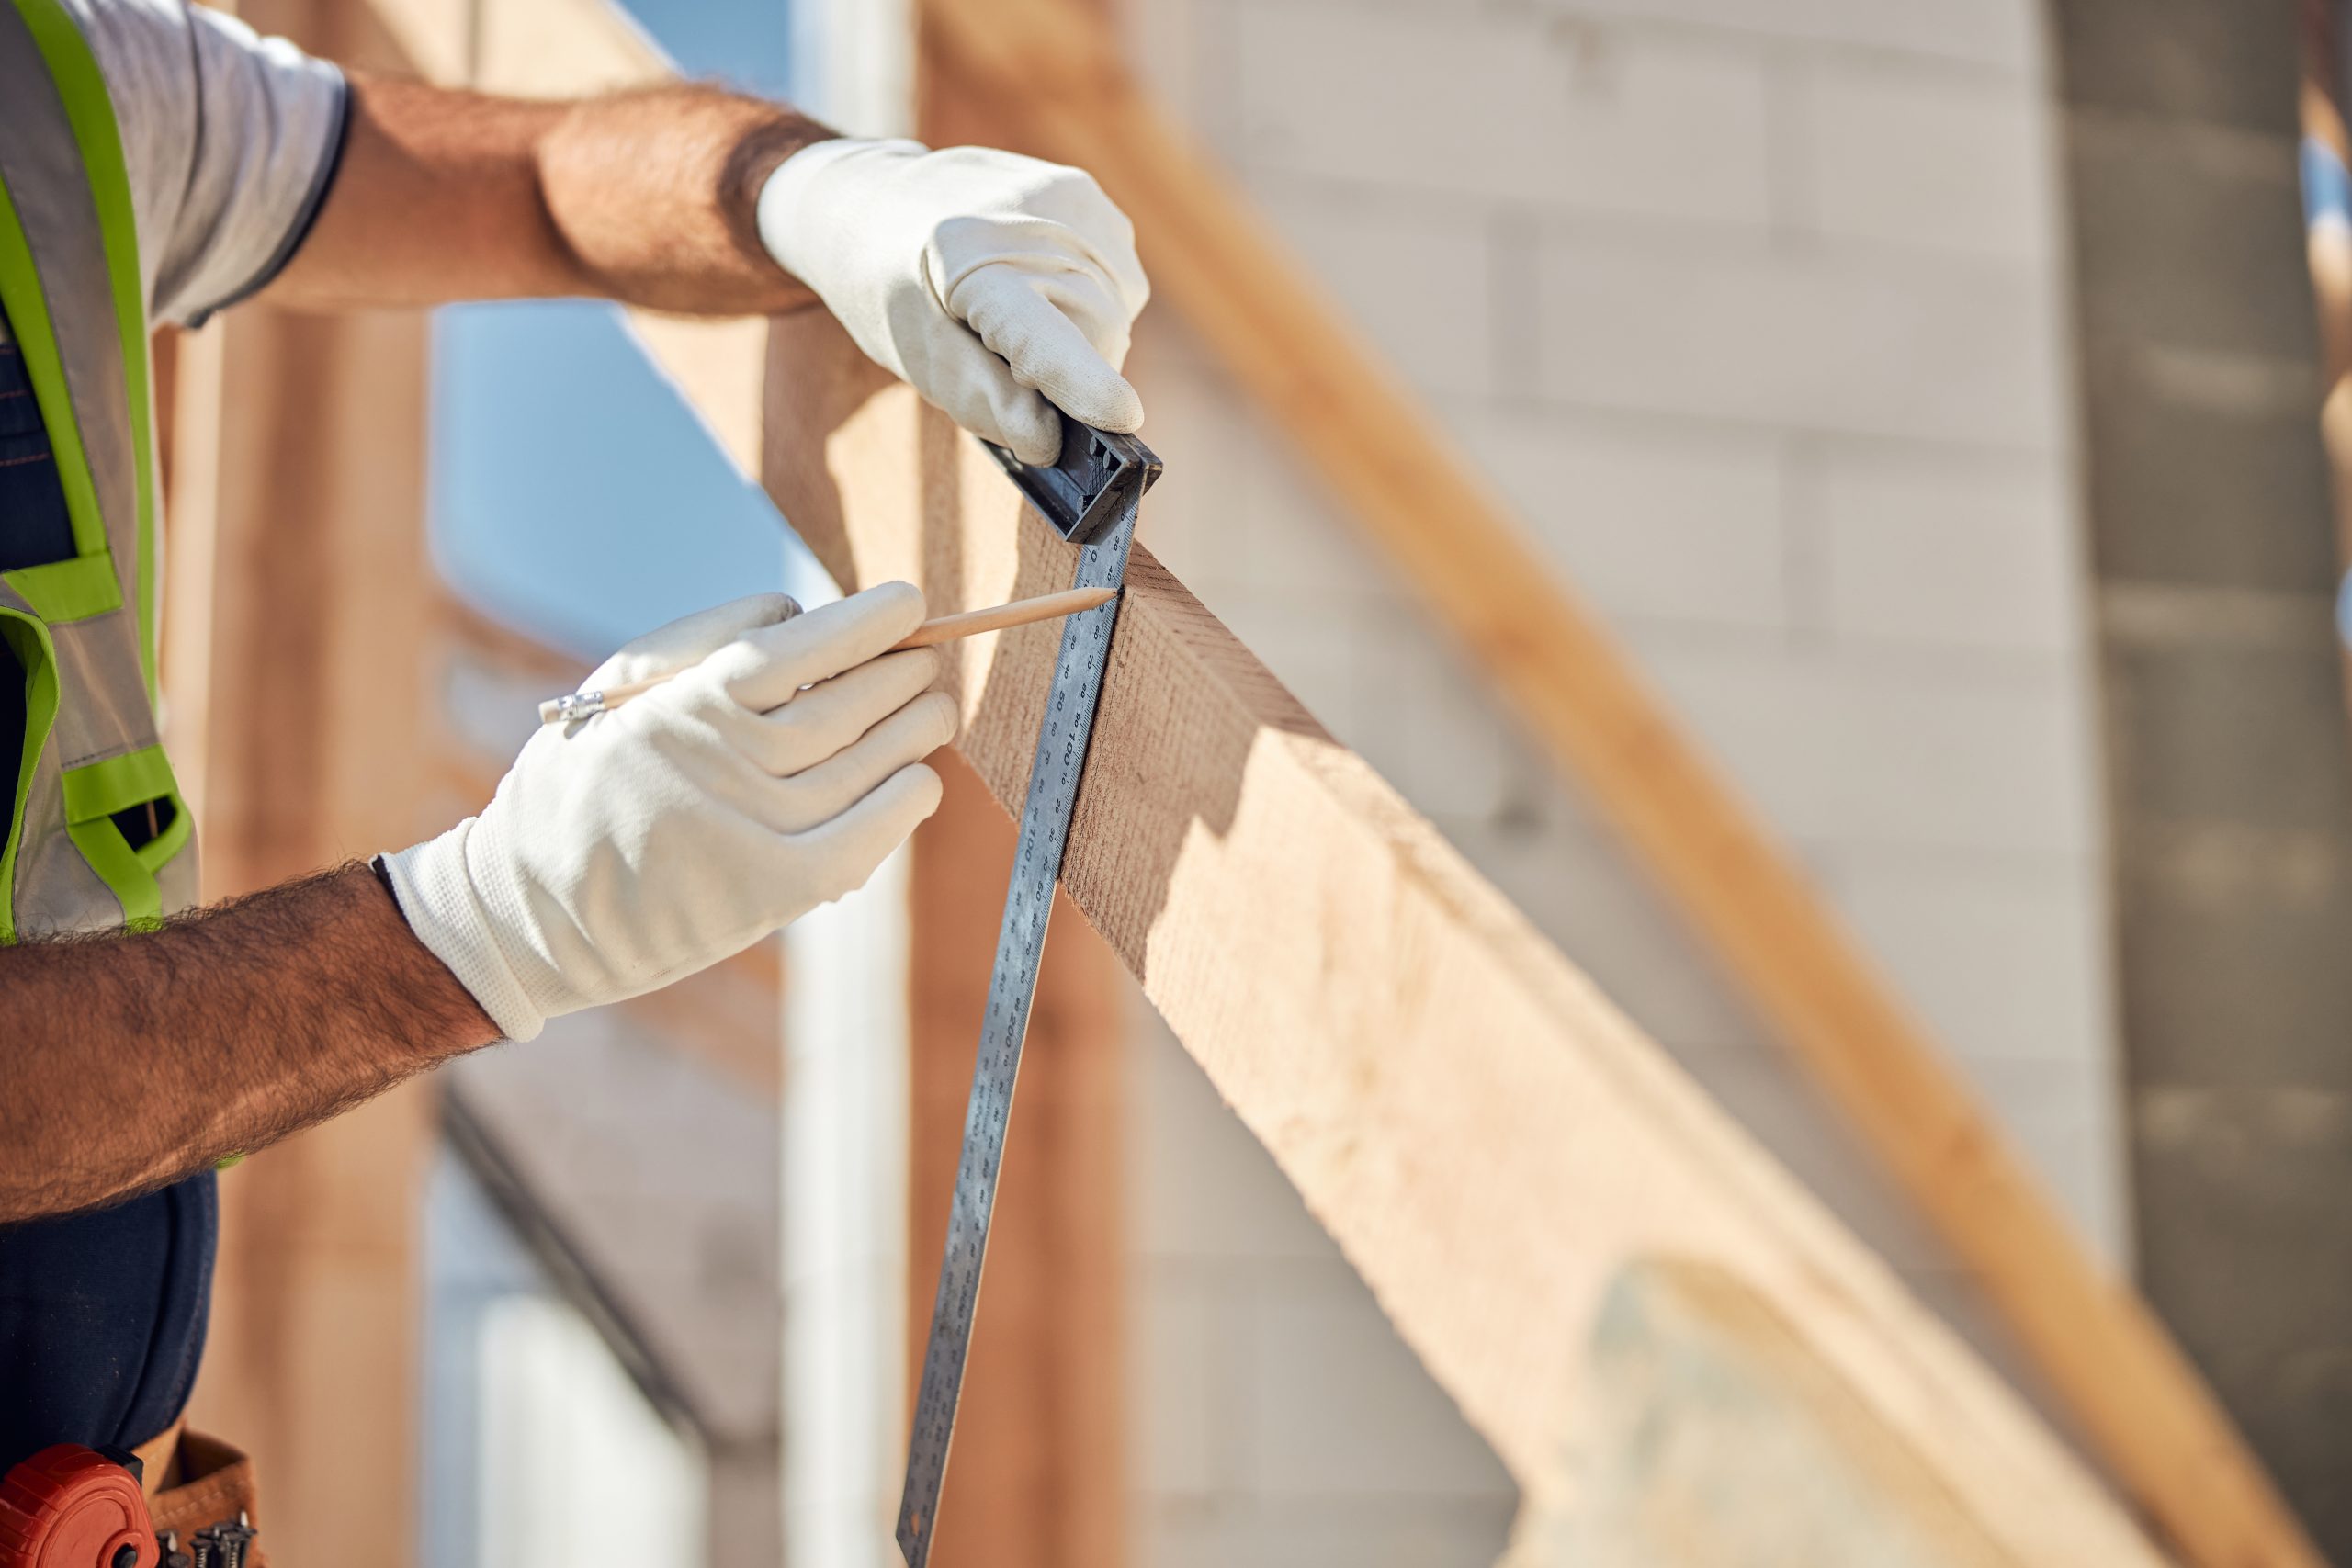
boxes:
[1514,1259,2014,1568]
[759,308,2169,1567]
[903,6,2317,1565]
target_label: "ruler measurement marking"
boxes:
[897,499,1137,1567]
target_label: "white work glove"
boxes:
[757,138,1149,464]
[385,585,953,1042]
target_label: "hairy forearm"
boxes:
[268,77,835,315]
[537,84,834,311]
[0,863,497,1223]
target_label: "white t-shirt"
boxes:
[0,0,345,341]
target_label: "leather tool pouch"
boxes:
[146,1428,266,1567]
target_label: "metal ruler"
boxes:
[897,420,1161,1568]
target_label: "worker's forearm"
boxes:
[267,77,834,315]
[0,863,497,1224]
[537,84,835,312]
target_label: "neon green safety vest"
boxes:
[0,0,197,939]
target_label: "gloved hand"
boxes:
[385,584,953,1041]
[756,139,1149,464]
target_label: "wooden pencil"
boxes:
[537,585,1117,725]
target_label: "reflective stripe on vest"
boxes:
[0,0,196,938]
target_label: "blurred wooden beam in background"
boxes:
[158,3,437,1561]
[163,269,436,1567]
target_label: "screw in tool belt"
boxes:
[894,418,1160,1568]
[184,1516,253,1568]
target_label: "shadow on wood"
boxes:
[759,305,2172,1568]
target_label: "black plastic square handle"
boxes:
[982,417,1163,546]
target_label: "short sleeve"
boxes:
[63,0,348,327]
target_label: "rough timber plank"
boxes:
[1510,1260,2017,1568]
[903,6,2318,1565]
[758,309,2169,1566]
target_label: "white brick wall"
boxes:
[1231,6,1776,225]
[1526,0,2043,73]
[1126,1008,1518,1568]
[1534,239,2064,446]
[1119,0,2116,1560]
[1810,443,2077,653]
[1795,58,2054,259]
[1464,411,1791,631]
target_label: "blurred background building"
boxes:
[146,0,2352,1564]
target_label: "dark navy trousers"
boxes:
[0,1176,218,1471]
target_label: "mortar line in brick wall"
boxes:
[1761,51,1817,252]
[1487,208,1542,402]
[1466,389,2066,459]
[1613,607,2083,679]
[1528,207,2059,276]
[1498,7,2041,87]
[1781,433,1833,649]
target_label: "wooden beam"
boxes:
[157,7,440,1562]
[757,307,2170,1566]
[169,307,434,1559]
[891,8,2315,1565]
[162,168,435,1568]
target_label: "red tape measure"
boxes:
[0,1447,155,1568]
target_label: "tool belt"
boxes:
[132,1425,266,1567]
